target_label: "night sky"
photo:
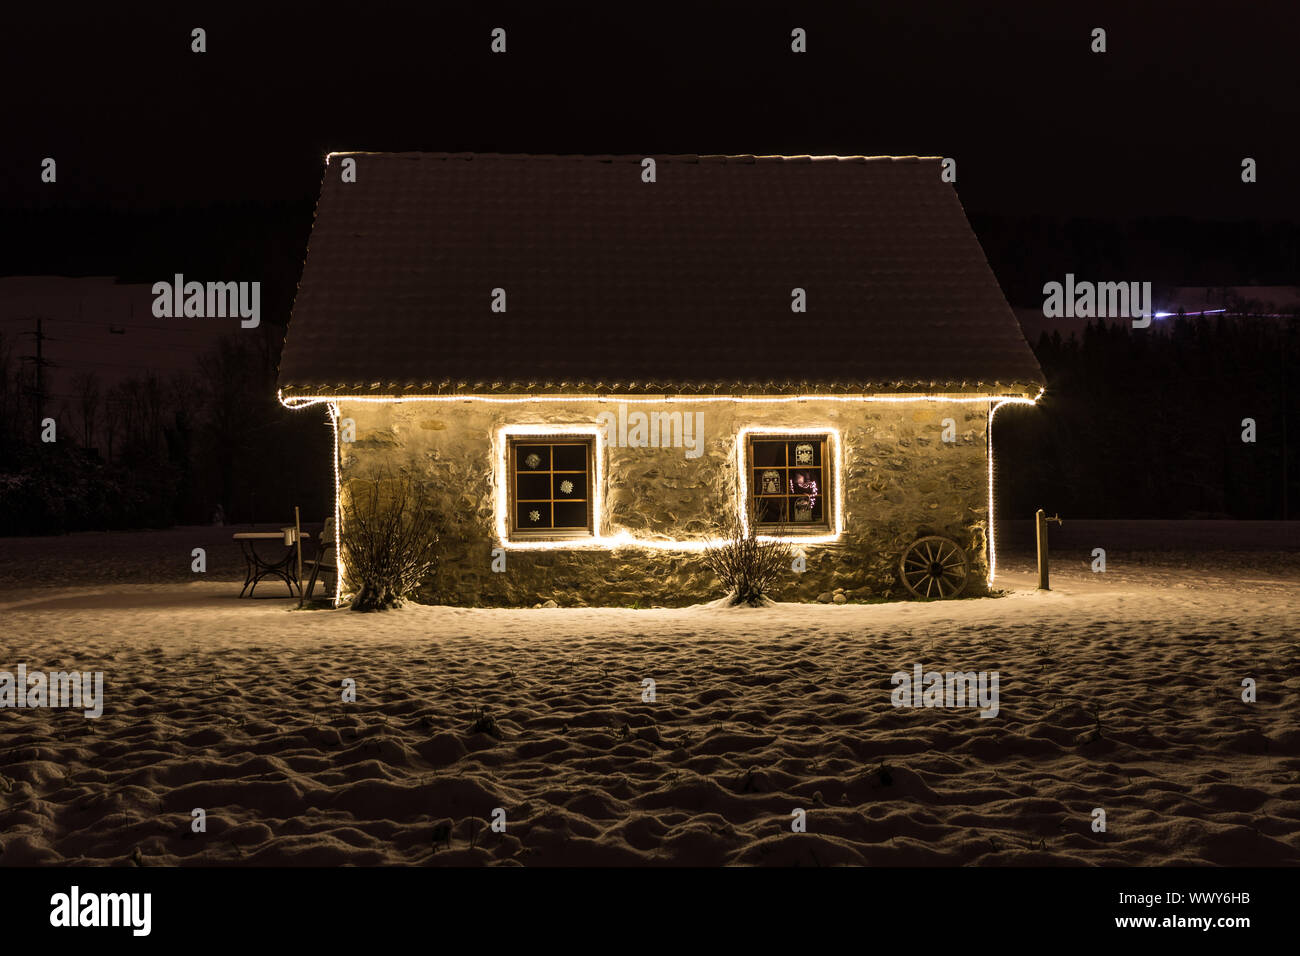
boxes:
[2,1,1297,221]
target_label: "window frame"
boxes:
[506,433,597,541]
[744,432,835,536]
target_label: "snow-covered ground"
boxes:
[0,523,1296,866]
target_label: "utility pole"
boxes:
[35,317,44,429]
[20,316,54,435]
[1283,355,1289,521]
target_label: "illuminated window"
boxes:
[746,434,832,533]
[507,436,595,539]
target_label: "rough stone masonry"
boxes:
[337,398,991,607]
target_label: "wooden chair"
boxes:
[303,517,338,601]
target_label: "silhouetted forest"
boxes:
[0,326,332,535]
[997,314,1298,521]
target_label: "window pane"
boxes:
[751,440,785,467]
[516,445,550,472]
[756,497,787,524]
[516,473,551,501]
[755,468,785,496]
[553,473,586,500]
[551,444,587,472]
[553,501,588,529]
[790,468,822,503]
[789,440,820,467]
[791,495,826,524]
[516,502,552,529]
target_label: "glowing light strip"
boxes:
[327,402,345,606]
[324,151,945,165]
[986,391,1042,583]
[280,390,1035,408]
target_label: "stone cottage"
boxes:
[278,152,1043,606]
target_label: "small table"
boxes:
[234,531,311,598]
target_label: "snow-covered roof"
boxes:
[278,153,1044,398]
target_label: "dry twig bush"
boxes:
[704,498,793,606]
[341,468,443,611]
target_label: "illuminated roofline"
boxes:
[280,390,1039,408]
[323,151,948,166]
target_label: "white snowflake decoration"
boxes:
[525,453,541,469]
[559,479,574,495]
[528,509,541,523]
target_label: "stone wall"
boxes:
[336,398,991,606]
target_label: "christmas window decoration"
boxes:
[745,434,831,533]
[507,436,595,538]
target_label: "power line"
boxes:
[53,335,208,353]
[0,314,249,335]
[56,360,199,371]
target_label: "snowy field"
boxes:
[0,522,1296,866]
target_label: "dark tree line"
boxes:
[997,313,1299,521]
[0,325,331,536]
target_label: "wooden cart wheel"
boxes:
[899,535,969,600]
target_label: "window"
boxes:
[507,435,595,539]
[745,434,832,534]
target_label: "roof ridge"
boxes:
[324,151,944,166]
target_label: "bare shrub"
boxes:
[704,498,793,606]
[341,467,443,611]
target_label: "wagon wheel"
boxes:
[898,535,969,600]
